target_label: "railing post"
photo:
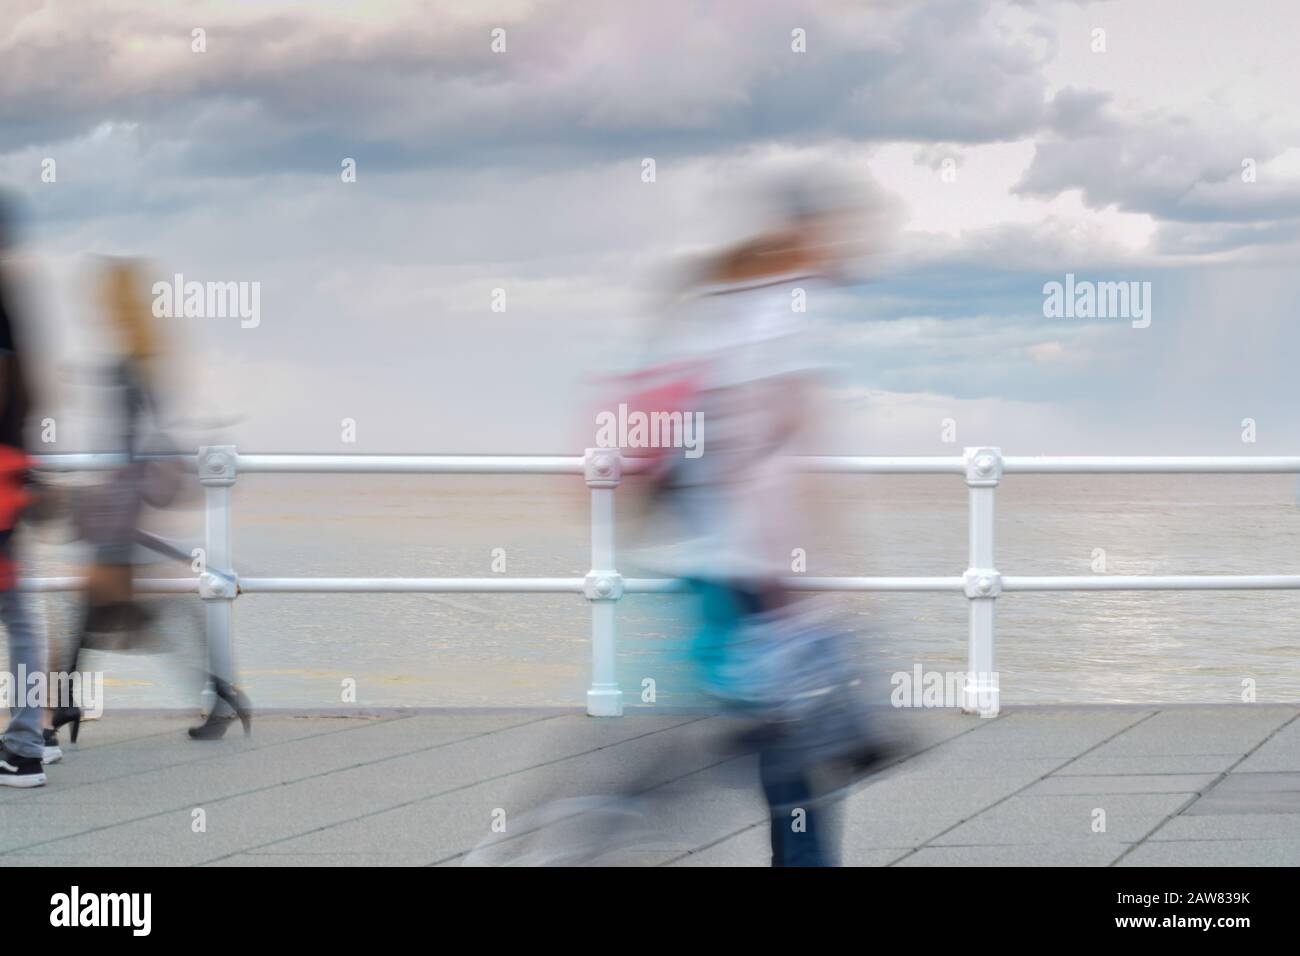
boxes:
[963,446,1001,716]
[583,448,624,716]
[198,445,239,714]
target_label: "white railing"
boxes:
[29,446,1300,718]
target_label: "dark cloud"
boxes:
[1046,86,1116,136]
[1015,105,1300,227]
[2,0,1056,166]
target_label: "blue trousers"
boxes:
[2,586,45,758]
[687,579,833,866]
[760,747,831,866]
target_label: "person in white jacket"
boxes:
[640,178,883,865]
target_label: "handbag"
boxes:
[694,597,878,765]
[597,359,702,484]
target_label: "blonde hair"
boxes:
[98,259,158,360]
[706,231,810,284]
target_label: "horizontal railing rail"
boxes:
[26,447,1300,716]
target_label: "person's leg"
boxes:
[759,745,827,867]
[1,586,46,759]
[42,594,92,744]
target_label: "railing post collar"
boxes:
[584,447,622,488]
[964,446,1003,487]
[584,571,624,601]
[199,570,239,600]
[199,444,238,487]
[963,569,1002,599]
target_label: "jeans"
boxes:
[2,586,45,758]
[760,746,831,866]
[688,578,842,866]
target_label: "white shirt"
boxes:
[646,273,826,581]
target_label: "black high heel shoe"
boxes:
[51,706,82,744]
[54,604,94,746]
[188,678,252,740]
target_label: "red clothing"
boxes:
[0,444,32,589]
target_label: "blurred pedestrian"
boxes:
[0,193,49,788]
[64,259,249,742]
[634,175,889,864]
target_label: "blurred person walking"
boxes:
[0,193,49,787]
[633,178,888,865]
[63,259,250,742]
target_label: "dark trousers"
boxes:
[759,746,829,866]
[690,578,835,866]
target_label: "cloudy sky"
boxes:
[2,0,1298,455]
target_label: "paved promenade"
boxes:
[2,705,1298,866]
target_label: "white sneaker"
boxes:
[0,746,46,788]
